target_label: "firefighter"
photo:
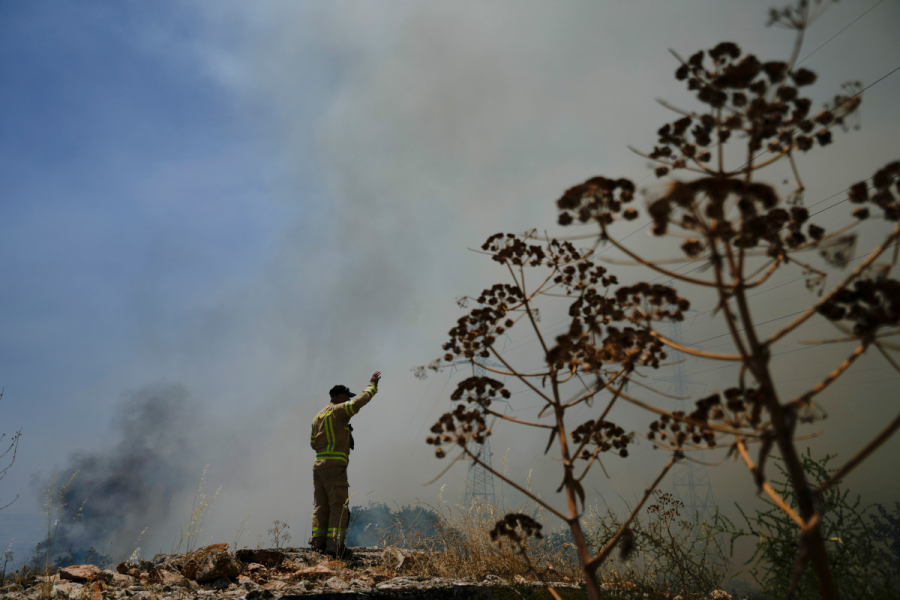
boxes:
[308,370,381,557]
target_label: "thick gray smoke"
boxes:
[36,384,205,559]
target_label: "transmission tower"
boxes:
[447,357,510,505]
[656,315,718,523]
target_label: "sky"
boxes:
[1,0,899,566]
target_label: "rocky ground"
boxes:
[0,544,589,600]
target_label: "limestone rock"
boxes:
[59,566,112,584]
[286,582,307,594]
[244,563,266,574]
[148,568,188,588]
[294,563,333,580]
[323,576,349,590]
[381,546,412,570]
[182,545,241,583]
[262,580,286,591]
[50,582,78,600]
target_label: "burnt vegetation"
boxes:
[419,1,900,599]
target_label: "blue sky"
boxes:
[1,0,899,562]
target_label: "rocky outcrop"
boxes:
[0,545,735,600]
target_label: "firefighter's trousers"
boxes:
[309,462,349,551]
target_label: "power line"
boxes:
[687,310,807,346]
[795,0,885,66]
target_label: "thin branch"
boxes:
[789,341,868,408]
[769,225,900,345]
[709,243,752,364]
[875,341,900,374]
[571,379,629,463]
[787,151,805,194]
[598,226,721,288]
[585,458,675,569]
[617,389,765,438]
[556,368,627,413]
[422,450,469,487]
[735,437,806,529]
[816,411,900,494]
[489,347,554,406]
[465,447,568,521]
[514,263,552,360]
[472,359,548,378]
[652,331,743,361]
[558,365,579,384]
[481,407,555,429]
[655,98,695,117]
[603,255,707,266]
[628,146,710,174]
[744,259,780,288]
[626,375,685,399]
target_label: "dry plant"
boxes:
[25,472,84,599]
[43,472,83,572]
[172,464,220,554]
[583,493,728,597]
[0,540,14,585]
[418,2,899,598]
[232,511,252,551]
[372,492,580,584]
[267,518,291,550]
[0,389,22,513]
[125,527,148,564]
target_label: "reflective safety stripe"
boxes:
[316,451,348,462]
[323,407,335,451]
[365,385,377,397]
[311,529,327,537]
[345,400,355,416]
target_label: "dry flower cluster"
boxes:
[419,2,899,599]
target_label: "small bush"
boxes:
[717,451,900,600]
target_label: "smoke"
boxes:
[8,0,900,568]
[36,384,206,558]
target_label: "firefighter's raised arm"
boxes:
[335,371,381,421]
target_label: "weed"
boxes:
[172,464,220,554]
[0,389,22,513]
[0,540,13,585]
[583,493,727,598]
[233,511,252,550]
[267,519,291,550]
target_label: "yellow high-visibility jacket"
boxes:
[310,384,377,465]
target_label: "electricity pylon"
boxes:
[446,348,511,506]
[656,314,717,523]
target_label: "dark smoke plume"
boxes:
[36,384,205,559]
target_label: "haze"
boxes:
[1,0,898,564]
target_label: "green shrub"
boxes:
[718,451,900,600]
